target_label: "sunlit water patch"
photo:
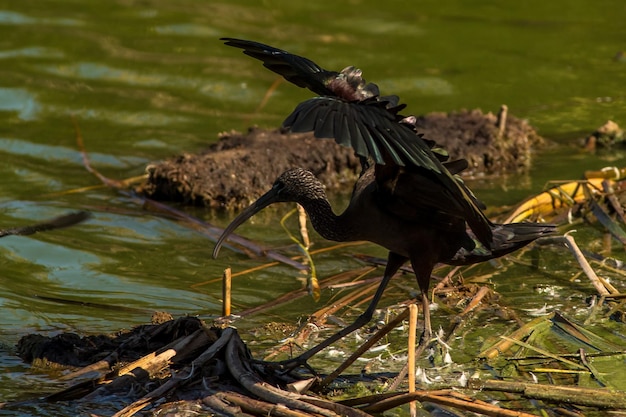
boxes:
[0,47,63,60]
[38,62,199,88]
[0,88,40,120]
[152,23,220,37]
[330,17,425,36]
[378,76,455,96]
[0,138,146,168]
[0,10,82,26]
[37,62,264,104]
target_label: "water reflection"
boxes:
[0,88,40,120]
[0,47,63,59]
[0,10,81,26]
[153,23,220,37]
[0,138,144,167]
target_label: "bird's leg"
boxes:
[387,259,436,390]
[272,252,409,372]
[412,259,435,347]
[420,288,432,346]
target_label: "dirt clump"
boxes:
[140,107,542,210]
[141,127,360,210]
[412,107,543,177]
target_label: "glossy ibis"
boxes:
[214,38,555,370]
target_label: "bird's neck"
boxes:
[300,198,351,242]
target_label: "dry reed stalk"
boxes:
[408,304,418,417]
[297,204,310,249]
[222,267,232,317]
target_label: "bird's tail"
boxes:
[449,222,556,265]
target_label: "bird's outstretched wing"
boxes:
[284,96,444,170]
[221,38,337,97]
[222,38,427,168]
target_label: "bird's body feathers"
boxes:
[214,38,557,369]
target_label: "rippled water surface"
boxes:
[1,0,626,414]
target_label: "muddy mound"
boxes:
[413,107,543,177]
[140,107,542,210]
[141,127,361,210]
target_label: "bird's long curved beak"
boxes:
[212,186,280,258]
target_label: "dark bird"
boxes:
[214,38,556,369]
[0,211,91,238]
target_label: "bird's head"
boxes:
[271,168,326,202]
[212,168,324,258]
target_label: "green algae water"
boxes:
[1,0,625,414]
